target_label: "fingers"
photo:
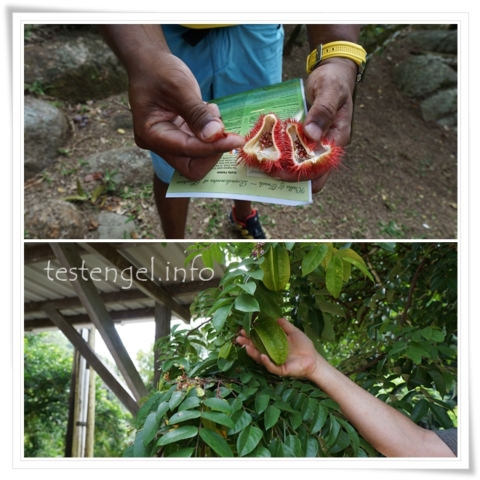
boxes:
[304,58,356,146]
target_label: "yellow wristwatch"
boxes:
[306,41,367,83]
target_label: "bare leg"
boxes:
[233,200,253,221]
[153,174,189,239]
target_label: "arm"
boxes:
[98,25,244,181]
[236,318,455,458]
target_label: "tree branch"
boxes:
[400,257,427,326]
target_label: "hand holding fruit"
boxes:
[236,318,325,380]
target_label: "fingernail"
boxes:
[305,123,322,141]
[201,121,223,141]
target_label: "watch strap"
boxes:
[306,41,367,83]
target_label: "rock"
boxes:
[24,200,85,239]
[24,31,128,102]
[94,212,136,239]
[404,30,457,54]
[113,111,134,130]
[420,88,457,124]
[83,146,153,191]
[393,54,457,99]
[24,96,70,179]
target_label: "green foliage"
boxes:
[24,332,133,457]
[24,333,73,457]
[127,242,458,457]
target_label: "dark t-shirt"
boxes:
[433,428,457,456]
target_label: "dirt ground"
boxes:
[24,25,457,240]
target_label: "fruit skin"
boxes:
[251,317,289,365]
[282,119,343,180]
[237,113,289,175]
[237,114,343,179]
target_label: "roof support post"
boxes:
[44,307,139,416]
[49,242,148,402]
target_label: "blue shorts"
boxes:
[151,24,284,183]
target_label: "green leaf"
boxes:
[289,411,302,430]
[421,326,433,340]
[325,256,344,298]
[156,401,170,423]
[237,425,263,456]
[410,399,430,423]
[305,437,319,457]
[133,430,146,457]
[167,447,195,457]
[200,411,235,430]
[431,329,445,342]
[260,244,290,291]
[201,248,213,269]
[301,397,317,421]
[227,410,252,435]
[199,428,233,457]
[212,304,232,332]
[429,403,454,429]
[324,415,341,449]
[203,397,232,415]
[168,410,201,424]
[255,394,270,414]
[234,293,260,312]
[178,397,201,411]
[285,435,303,457]
[157,425,198,447]
[302,244,328,276]
[142,412,159,446]
[316,300,346,317]
[264,406,281,430]
[254,283,283,318]
[249,445,272,457]
[169,391,185,411]
[376,242,396,252]
[238,281,257,295]
[335,249,374,281]
[337,418,360,456]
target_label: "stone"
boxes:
[24,31,128,102]
[83,146,153,191]
[393,54,457,100]
[24,200,84,239]
[420,88,457,124]
[24,96,70,179]
[113,111,134,130]
[95,212,136,239]
[404,30,457,54]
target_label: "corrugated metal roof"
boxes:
[24,242,226,330]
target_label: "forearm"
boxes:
[309,357,455,457]
[98,24,170,72]
[305,24,361,49]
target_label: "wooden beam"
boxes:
[44,308,139,416]
[25,307,157,331]
[49,242,148,402]
[82,242,191,323]
[24,279,218,315]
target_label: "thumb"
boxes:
[303,96,337,142]
[178,97,226,143]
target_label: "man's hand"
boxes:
[98,25,245,181]
[236,318,324,379]
[127,49,245,180]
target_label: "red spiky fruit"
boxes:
[237,114,343,180]
[282,119,343,180]
[236,113,290,174]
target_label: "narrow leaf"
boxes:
[237,425,263,457]
[199,428,233,457]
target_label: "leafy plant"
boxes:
[125,242,457,458]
